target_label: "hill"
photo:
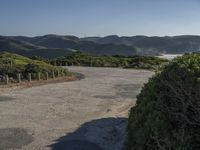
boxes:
[0,52,69,81]
[83,35,200,54]
[0,36,74,58]
[14,35,138,56]
[1,35,200,58]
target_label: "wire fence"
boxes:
[0,71,66,85]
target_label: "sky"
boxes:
[0,0,200,37]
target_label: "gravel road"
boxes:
[0,67,153,150]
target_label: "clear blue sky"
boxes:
[1,0,200,37]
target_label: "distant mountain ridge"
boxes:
[0,34,200,58]
[83,35,200,54]
[0,36,74,58]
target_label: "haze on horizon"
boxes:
[1,0,200,37]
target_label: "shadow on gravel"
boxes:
[50,117,127,150]
[0,128,34,150]
[0,96,14,102]
[72,72,85,80]
[115,84,142,99]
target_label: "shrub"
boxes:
[55,51,168,70]
[127,53,200,150]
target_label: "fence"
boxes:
[0,71,66,85]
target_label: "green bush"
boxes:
[127,53,200,150]
[54,51,168,70]
[0,64,25,77]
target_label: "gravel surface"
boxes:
[0,67,153,150]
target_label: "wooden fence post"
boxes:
[5,75,9,84]
[60,70,62,77]
[61,70,64,76]
[57,70,59,77]
[46,72,49,80]
[17,73,21,83]
[52,71,55,79]
[38,72,41,80]
[28,73,32,82]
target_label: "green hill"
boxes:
[16,35,137,56]
[83,35,200,54]
[0,36,74,59]
[1,35,200,58]
[0,52,69,81]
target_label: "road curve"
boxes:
[0,67,153,150]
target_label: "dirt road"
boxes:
[0,67,153,150]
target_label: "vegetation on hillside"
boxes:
[0,52,69,81]
[127,53,200,150]
[53,52,168,70]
